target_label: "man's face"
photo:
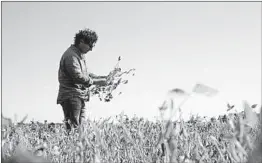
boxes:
[79,40,94,54]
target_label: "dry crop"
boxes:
[2,104,261,163]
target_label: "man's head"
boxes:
[74,28,98,54]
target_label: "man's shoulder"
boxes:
[62,46,79,59]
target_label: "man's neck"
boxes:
[73,44,81,52]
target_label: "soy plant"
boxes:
[89,56,135,102]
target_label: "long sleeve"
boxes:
[64,55,91,85]
[89,73,107,79]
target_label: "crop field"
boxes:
[2,66,262,163]
[1,105,262,163]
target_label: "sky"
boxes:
[2,2,261,123]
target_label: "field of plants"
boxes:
[1,103,262,163]
[2,60,262,163]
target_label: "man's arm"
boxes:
[89,73,108,86]
[64,55,93,85]
[89,73,107,79]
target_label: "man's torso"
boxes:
[57,45,90,104]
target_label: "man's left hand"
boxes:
[92,78,108,87]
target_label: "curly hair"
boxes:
[74,28,98,47]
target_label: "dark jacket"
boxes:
[57,45,93,104]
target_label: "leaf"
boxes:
[117,78,122,85]
[192,83,218,97]
[164,120,173,139]
[90,121,106,150]
[122,80,128,84]
[2,115,12,128]
[243,100,258,128]
[19,114,28,124]
[251,104,257,108]
[170,98,174,111]
[229,141,240,162]
[227,103,235,111]
[168,88,189,96]
[234,139,248,156]
[159,100,168,111]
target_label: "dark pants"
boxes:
[61,97,86,131]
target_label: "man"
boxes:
[57,28,107,131]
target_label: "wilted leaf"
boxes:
[227,103,235,111]
[192,83,218,97]
[251,104,257,108]
[159,100,168,111]
[243,100,258,128]
[19,114,28,124]
[122,80,128,84]
[2,115,12,128]
[89,57,135,102]
[168,88,189,96]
